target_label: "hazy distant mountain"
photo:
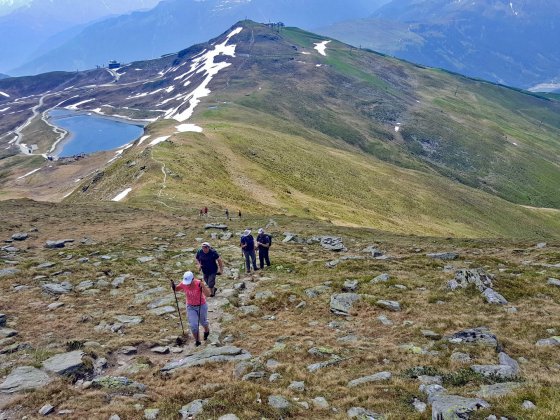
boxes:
[318,0,560,89]
[0,0,162,74]
[0,73,9,79]
[11,0,389,76]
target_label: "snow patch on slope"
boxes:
[176,124,203,133]
[314,40,331,56]
[149,136,170,146]
[112,188,132,202]
[163,27,243,123]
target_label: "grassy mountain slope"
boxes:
[3,21,560,238]
[0,200,559,418]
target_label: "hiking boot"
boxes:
[204,331,210,341]
[195,340,201,347]
[210,287,217,297]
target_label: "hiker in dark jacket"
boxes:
[240,229,258,273]
[195,242,223,297]
[256,228,271,269]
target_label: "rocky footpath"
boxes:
[0,203,559,418]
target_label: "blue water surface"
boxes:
[48,109,144,157]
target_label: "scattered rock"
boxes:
[112,275,129,288]
[431,395,490,420]
[0,366,52,393]
[363,246,384,257]
[268,395,290,410]
[42,282,73,295]
[38,404,54,416]
[377,315,393,326]
[144,408,160,419]
[427,252,458,260]
[412,398,427,413]
[470,364,517,380]
[137,256,154,263]
[151,346,170,354]
[330,293,360,315]
[342,280,359,292]
[42,351,86,376]
[377,300,401,312]
[371,273,390,283]
[115,315,143,325]
[348,371,392,387]
[239,305,260,315]
[482,288,508,305]
[522,400,536,410]
[312,397,329,410]
[45,239,74,249]
[304,285,331,298]
[161,346,251,372]
[547,278,560,287]
[269,373,282,382]
[204,224,228,230]
[119,346,138,355]
[0,328,17,338]
[449,269,493,292]
[242,371,265,381]
[498,352,520,375]
[319,236,345,252]
[447,327,498,348]
[476,382,522,398]
[536,336,560,346]
[149,306,176,316]
[0,268,20,277]
[307,357,344,372]
[76,281,94,292]
[450,352,471,363]
[37,262,56,269]
[255,290,275,300]
[347,407,383,419]
[11,233,28,241]
[421,330,441,340]
[218,415,239,420]
[0,314,5,327]
[179,399,208,419]
[288,381,305,392]
[92,376,146,392]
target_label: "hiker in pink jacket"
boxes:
[171,271,211,346]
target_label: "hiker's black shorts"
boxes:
[203,272,217,289]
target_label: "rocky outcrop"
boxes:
[446,327,498,348]
[330,293,360,315]
[348,371,392,387]
[448,269,493,292]
[431,395,490,420]
[42,351,88,376]
[0,366,52,393]
[161,346,251,372]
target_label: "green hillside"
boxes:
[65,22,560,238]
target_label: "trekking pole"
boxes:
[197,280,203,345]
[171,281,186,336]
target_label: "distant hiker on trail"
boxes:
[256,228,272,269]
[199,208,203,218]
[225,208,229,219]
[238,209,242,219]
[204,207,208,216]
[195,242,223,297]
[240,229,258,273]
[170,271,211,347]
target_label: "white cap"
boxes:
[258,228,264,234]
[182,271,194,285]
[243,229,251,236]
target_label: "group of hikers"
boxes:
[170,227,272,346]
[199,207,242,219]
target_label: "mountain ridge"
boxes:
[1,21,559,238]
